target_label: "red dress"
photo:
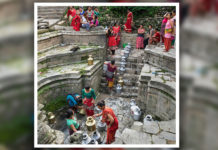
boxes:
[124,12,133,33]
[73,15,81,31]
[136,28,145,49]
[69,9,76,27]
[113,26,121,46]
[108,31,117,50]
[102,107,119,144]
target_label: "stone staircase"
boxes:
[100,48,144,98]
[38,6,66,19]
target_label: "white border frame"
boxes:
[34,2,180,148]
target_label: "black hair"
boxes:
[170,12,173,17]
[97,100,105,107]
[172,10,176,14]
[94,15,98,24]
[155,28,159,31]
[114,22,117,26]
[149,24,152,27]
[111,59,115,65]
[107,27,113,37]
[65,109,73,118]
[85,84,90,90]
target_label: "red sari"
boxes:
[108,31,117,50]
[136,28,145,49]
[124,12,133,33]
[102,107,119,144]
[113,26,121,46]
[69,9,76,27]
[73,15,81,31]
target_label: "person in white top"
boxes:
[80,12,90,31]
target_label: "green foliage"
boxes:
[105,6,175,19]
[43,95,66,112]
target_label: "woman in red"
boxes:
[106,27,117,56]
[93,100,119,144]
[113,22,121,48]
[124,9,133,33]
[82,85,96,116]
[67,6,76,26]
[72,10,81,31]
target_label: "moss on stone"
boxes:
[159,89,175,101]
[79,67,86,76]
[38,85,50,96]
[161,76,166,83]
[38,68,48,75]
[43,95,66,112]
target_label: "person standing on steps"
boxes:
[106,27,117,56]
[124,9,133,33]
[160,13,168,44]
[93,100,119,144]
[164,12,174,52]
[113,22,121,49]
[136,25,145,50]
[65,109,80,135]
[105,60,117,94]
[82,85,96,116]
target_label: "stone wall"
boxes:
[63,32,106,47]
[144,46,176,74]
[38,34,62,51]
[38,47,105,70]
[138,64,176,121]
[38,30,107,51]
[38,61,102,104]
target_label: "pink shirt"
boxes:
[165,20,172,38]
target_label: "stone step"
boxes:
[120,92,138,98]
[117,67,141,75]
[100,77,139,87]
[122,86,139,93]
[114,56,143,64]
[38,15,63,19]
[38,7,66,11]
[115,61,144,69]
[38,12,64,16]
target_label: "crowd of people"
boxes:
[65,82,118,144]
[106,9,176,55]
[67,6,99,31]
[63,8,176,145]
